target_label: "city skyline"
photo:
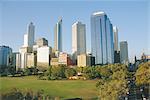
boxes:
[0,0,149,62]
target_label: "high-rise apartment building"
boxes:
[91,11,114,64]
[120,41,128,64]
[54,18,62,52]
[72,21,86,63]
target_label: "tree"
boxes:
[135,62,150,86]
[49,65,67,80]
[83,67,100,79]
[96,64,128,99]
[65,68,77,78]
[8,66,16,76]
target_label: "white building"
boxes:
[15,53,21,70]
[19,47,32,69]
[37,46,52,69]
[26,53,37,68]
[19,22,35,69]
[120,41,128,64]
[23,34,28,47]
[72,21,86,63]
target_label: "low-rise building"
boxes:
[19,46,32,69]
[26,53,37,68]
[0,45,12,67]
[51,58,59,66]
[58,52,73,66]
[77,54,95,67]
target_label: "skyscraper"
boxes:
[28,22,35,47]
[20,22,35,69]
[120,41,128,64]
[72,21,86,63]
[113,26,119,51]
[113,26,120,63]
[54,18,62,52]
[91,11,114,64]
[23,22,35,47]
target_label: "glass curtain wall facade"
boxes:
[28,22,35,47]
[54,18,62,52]
[91,12,114,64]
[0,46,12,66]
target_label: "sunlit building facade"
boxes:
[72,21,86,64]
[91,11,114,64]
[54,18,62,52]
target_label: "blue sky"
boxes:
[0,0,149,62]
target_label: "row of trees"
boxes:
[134,62,150,98]
[1,88,57,100]
[38,64,128,80]
[95,64,129,99]
[135,62,150,86]
[0,65,16,76]
[0,66,39,77]
[38,65,77,80]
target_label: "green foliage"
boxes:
[96,64,128,99]
[24,67,38,76]
[42,65,67,80]
[8,66,16,76]
[65,68,77,78]
[1,88,53,100]
[135,62,150,86]
[51,65,66,79]
[83,67,100,79]
[0,66,16,76]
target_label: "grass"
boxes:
[0,76,98,99]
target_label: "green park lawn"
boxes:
[0,76,98,99]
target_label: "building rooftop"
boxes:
[92,11,105,16]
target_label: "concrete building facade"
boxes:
[72,21,86,64]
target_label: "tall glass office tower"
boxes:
[54,18,62,52]
[23,22,35,47]
[120,41,128,65]
[28,22,35,47]
[91,11,114,64]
